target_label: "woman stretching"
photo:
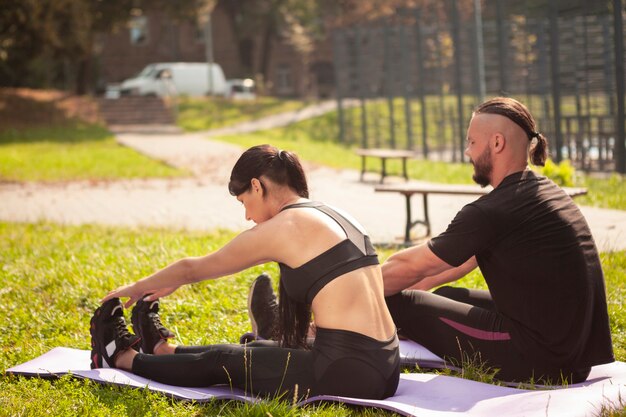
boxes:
[90,144,399,399]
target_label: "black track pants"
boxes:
[386,286,590,383]
[131,329,400,398]
[133,340,315,397]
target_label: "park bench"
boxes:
[374,182,588,245]
[355,148,418,183]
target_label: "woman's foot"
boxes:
[89,298,140,369]
[247,273,279,340]
[131,296,175,354]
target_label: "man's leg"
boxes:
[433,286,495,310]
[386,289,531,381]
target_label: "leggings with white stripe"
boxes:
[385,286,590,383]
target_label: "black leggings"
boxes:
[132,327,400,399]
[386,287,590,384]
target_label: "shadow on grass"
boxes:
[0,123,112,145]
[0,90,110,145]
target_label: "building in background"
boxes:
[97,3,334,98]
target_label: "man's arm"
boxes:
[405,256,477,291]
[382,244,477,295]
[382,243,457,296]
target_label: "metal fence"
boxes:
[332,0,626,173]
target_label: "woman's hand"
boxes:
[101,282,145,308]
[100,282,179,308]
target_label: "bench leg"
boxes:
[403,193,431,246]
[402,157,409,181]
[403,195,413,245]
[422,193,431,237]
[380,158,387,184]
[360,156,366,181]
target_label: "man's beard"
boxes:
[471,146,492,187]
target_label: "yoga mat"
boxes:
[399,340,451,369]
[6,345,626,416]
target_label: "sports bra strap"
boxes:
[281,201,372,256]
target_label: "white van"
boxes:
[117,62,228,97]
[226,78,256,100]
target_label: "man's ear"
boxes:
[492,133,505,153]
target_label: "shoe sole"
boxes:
[130,302,146,353]
[89,307,100,368]
[247,278,262,336]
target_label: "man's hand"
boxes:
[381,243,458,296]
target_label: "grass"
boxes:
[0,222,397,416]
[0,123,187,182]
[1,222,625,416]
[176,96,312,132]
[0,89,186,182]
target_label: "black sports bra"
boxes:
[278,201,379,304]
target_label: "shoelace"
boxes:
[148,313,168,334]
[113,316,134,341]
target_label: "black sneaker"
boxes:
[247,273,279,340]
[90,298,140,369]
[131,296,175,354]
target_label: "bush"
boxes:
[538,159,576,187]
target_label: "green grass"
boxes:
[176,96,312,132]
[0,222,397,416]
[0,123,186,182]
[1,222,624,416]
[577,174,626,211]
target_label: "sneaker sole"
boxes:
[247,276,271,337]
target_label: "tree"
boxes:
[0,0,212,94]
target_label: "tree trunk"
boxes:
[259,20,276,85]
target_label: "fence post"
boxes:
[496,0,509,95]
[613,0,626,173]
[549,0,563,162]
[384,24,396,148]
[473,0,486,103]
[414,9,429,157]
[355,27,369,149]
[400,25,414,150]
[450,0,465,162]
[332,30,346,143]
[603,17,616,117]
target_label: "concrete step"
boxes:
[97,96,175,125]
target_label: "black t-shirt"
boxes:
[428,170,614,369]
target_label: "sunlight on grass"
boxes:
[1,222,624,416]
[177,96,311,132]
[0,124,186,182]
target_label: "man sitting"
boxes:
[382,97,614,383]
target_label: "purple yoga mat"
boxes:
[6,344,626,416]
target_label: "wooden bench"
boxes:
[374,182,588,245]
[355,148,418,183]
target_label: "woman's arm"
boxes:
[102,218,285,307]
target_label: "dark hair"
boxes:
[475,97,548,166]
[278,284,311,348]
[228,144,309,198]
[229,144,310,348]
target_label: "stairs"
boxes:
[97,96,175,126]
